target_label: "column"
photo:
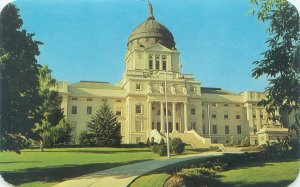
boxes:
[172,102,176,132]
[184,102,188,132]
[160,102,165,132]
[256,109,260,131]
[148,102,152,131]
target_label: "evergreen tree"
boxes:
[250,0,300,126]
[0,4,42,153]
[88,102,121,147]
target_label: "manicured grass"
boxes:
[130,173,170,187]
[130,159,300,187]
[130,157,213,187]
[0,147,160,187]
[217,159,300,187]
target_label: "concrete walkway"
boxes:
[53,152,224,187]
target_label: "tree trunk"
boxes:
[39,141,44,152]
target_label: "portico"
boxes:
[147,101,189,133]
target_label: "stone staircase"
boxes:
[169,130,211,148]
[149,129,165,143]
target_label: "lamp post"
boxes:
[164,70,170,158]
[208,104,211,141]
[164,63,181,158]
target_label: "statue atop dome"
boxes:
[148,0,155,20]
[127,0,176,50]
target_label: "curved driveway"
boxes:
[53,152,224,187]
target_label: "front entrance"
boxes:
[167,122,172,132]
[157,122,161,132]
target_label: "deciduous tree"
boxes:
[0,4,42,153]
[32,66,71,151]
[250,0,300,127]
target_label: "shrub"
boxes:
[178,167,216,178]
[228,136,240,146]
[146,138,150,146]
[170,138,185,155]
[208,146,221,152]
[177,167,216,186]
[160,138,165,144]
[260,136,299,159]
[138,142,146,146]
[77,131,95,146]
[149,144,167,156]
[241,146,261,152]
[197,159,228,172]
[241,137,250,147]
[147,137,157,146]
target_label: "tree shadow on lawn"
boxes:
[0,161,41,164]
[225,158,300,170]
[206,176,295,187]
[23,149,150,154]
[1,159,152,186]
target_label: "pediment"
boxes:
[145,43,173,53]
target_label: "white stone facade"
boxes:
[55,6,291,146]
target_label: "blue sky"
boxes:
[13,0,272,93]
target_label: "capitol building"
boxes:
[55,4,290,147]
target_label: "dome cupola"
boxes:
[127,2,175,50]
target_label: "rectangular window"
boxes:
[72,97,78,100]
[116,107,122,116]
[202,110,205,118]
[135,120,142,132]
[71,106,77,114]
[225,125,229,134]
[253,114,256,119]
[162,55,167,70]
[135,104,142,114]
[224,104,228,107]
[87,106,92,115]
[211,103,217,107]
[162,57,167,71]
[212,125,217,134]
[260,114,263,119]
[155,55,160,70]
[236,115,240,119]
[224,111,229,119]
[87,98,92,101]
[235,104,240,107]
[211,111,216,118]
[102,99,107,102]
[136,83,142,90]
[116,99,122,102]
[191,108,196,115]
[237,125,242,134]
[149,55,153,69]
[162,61,166,70]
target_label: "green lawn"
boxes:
[130,159,300,187]
[217,159,300,187]
[0,147,160,187]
